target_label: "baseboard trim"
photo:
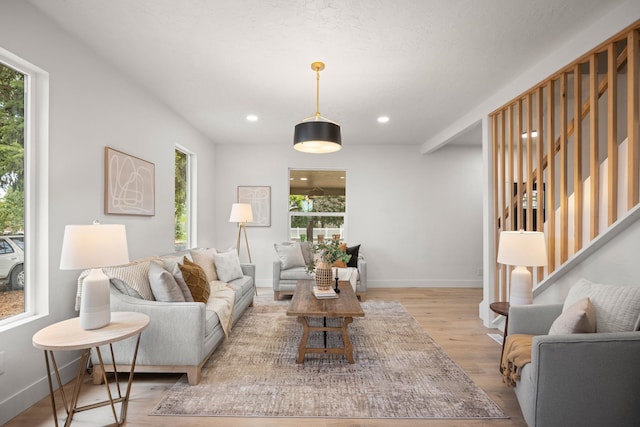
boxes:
[0,355,79,425]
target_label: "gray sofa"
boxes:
[88,250,255,386]
[272,242,367,301]
[507,279,640,427]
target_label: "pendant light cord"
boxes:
[315,67,321,119]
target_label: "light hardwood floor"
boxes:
[5,288,526,426]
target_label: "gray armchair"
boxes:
[272,242,367,301]
[507,280,640,427]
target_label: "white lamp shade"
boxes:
[497,230,548,267]
[229,203,253,223]
[60,224,130,270]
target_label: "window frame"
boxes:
[288,168,348,242]
[174,144,196,250]
[0,48,49,330]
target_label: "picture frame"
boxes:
[105,147,155,216]
[238,186,271,227]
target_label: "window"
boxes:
[289,169,346,242]
[0,60,25,322]
[174,147,191,250]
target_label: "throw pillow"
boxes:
[171,263,194,302]
[109,278,143,299]
[564,278,640,332]
[213,249,244,282]
[190,248,218,281]
[346,244,360,268]
[148,261,186,302]
[274,242,306,270]
[548,297,596,335]
[299,242,314,266]
[103,260,155,301]
[179,257,210,303]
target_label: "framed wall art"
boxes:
[105,147,155,216]
[238,186,271,227]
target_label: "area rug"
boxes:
[151,299,507,419]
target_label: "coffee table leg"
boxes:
[342,317,355,363]
[296,317,310,363]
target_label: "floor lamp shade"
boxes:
[229,203,253,263]
[497,230,547,305]
[60,223,129,330]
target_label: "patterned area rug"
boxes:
[151,299,507,419]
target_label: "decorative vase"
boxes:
[315,261,333,290]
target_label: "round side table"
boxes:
[489,301,510,372]
[33,312,149,427]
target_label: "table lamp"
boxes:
[497,230,547,305]
[229,203,253,263]
[60,222,129,330]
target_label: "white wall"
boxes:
[213,143,484,288]
[0,1,216,423]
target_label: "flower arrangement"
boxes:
[305,239,352,274]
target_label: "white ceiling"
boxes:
[27,0,624,149]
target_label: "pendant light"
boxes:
[293,62,342,153]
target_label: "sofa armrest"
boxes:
[240,263,255,282]
[108,289,207,365]
[528,331,640,426]
[509,303,562,335]
[272,261,283,290]
[357,257,367,291]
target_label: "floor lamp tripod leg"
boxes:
[242,223,252,263]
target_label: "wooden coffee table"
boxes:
[286,279,364,364]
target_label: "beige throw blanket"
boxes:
[206,281,236,337]
[501,334,533,387]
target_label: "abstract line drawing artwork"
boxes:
[105,147,155,216]
[238,186,271,227]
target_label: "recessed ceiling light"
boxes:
[522,130,538,138]
[246,114,258,122]
[300,177,308,181]
[377,116,390,123]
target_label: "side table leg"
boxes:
[43,351,59,427]
[499,316,509,373]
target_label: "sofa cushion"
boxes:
[148,261,186,302]
[564,279,640,332]
[549,298,596,335]
[179,257,211,303]
[103,260,155,301]
[204,308,221,337]
[213,250,244,282]
[190,248,218,281]
[229,274,254,297]
[274,242,306,270]
[346,244,360,268]
[280,266,313,281]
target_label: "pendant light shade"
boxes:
[294,121,342,153]
[293,62,342,153]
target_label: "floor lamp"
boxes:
[497,230,547,305]
[229,203,253,263]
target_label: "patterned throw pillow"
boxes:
[103,260,155,301]
[179,257,210,303]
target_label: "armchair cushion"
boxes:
[548,297,596,335]
[564,278,640,332]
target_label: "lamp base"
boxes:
[79,268,111,330]
[510,266,533,306]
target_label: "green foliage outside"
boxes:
[289,194,346,229]
[0,63,25,233]
[174,150,187,249]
